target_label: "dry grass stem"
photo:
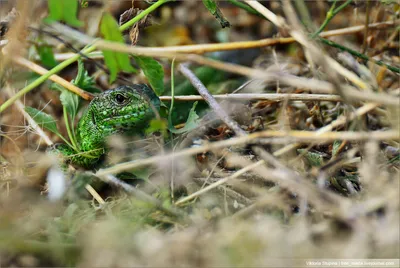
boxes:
[245,0,369,91]
[5,85,53,146]
[175,160,265,205]
[96,130,398,177]
[159,93,343,102]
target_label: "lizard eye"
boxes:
[115,93,127,104]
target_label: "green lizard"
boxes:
[52,84,160,168]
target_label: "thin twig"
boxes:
[175,160,265,205]
[159,93,343,102]
[95,130,399,177]
[178,63,246,136]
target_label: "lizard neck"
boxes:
[76,106,114,157]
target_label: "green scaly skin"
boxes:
[53,84,160,168]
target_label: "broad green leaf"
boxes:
[60,89,79,122]
[37,45,57,68]
[134,56,164,96]
[169,101,200,134]
[45,0,83,28]
[100,13,136,83]
[25,106,61,136]
[202,0,231,28]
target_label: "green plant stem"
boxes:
[56,132,74,149]
[169,58,176,200]
[319,37,400,73]
[362,0,370,54]
[294,0,314,31]
[168,59,176,127]
[63,106,79,151]
[0,0,169,114]
[119,0,168,32]
[312,0,353,38]
[227,0,262,17]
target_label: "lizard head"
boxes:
[87,84,160,133]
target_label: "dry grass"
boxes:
[0,1,399,267]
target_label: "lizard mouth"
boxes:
[100,109,152,130]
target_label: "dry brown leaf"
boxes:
[119,7,153,46]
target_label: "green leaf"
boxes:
[72,60,101,93]
[297,149,324,167]
[381,0,398,4]
[169,101,200,134]
[131,168,152,181]
[134,56,164,96]
[60,89,79,122]
[25,106,61,136]
[100,13,136,83]
[45,0,83,28]
[332,140,342,157]
[36,45,58,68]
[50,60,99,123]
[202,0,231,28]
[145,119,168,137]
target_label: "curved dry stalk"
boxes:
[68,40,397,106]
[50,21,397,59]
[41,22,399,106]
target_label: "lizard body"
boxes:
[53,84,160,168]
